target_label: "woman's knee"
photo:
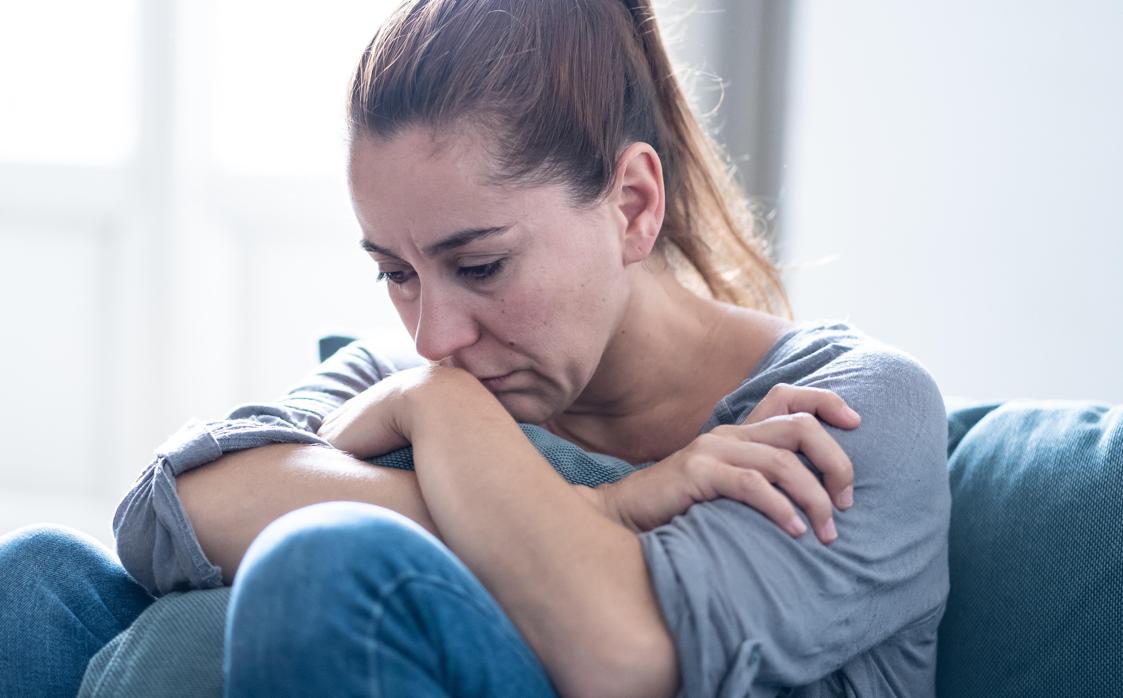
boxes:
[242,502,458,577]
[0,524,116,591]
[227,503,458,658]
[0,523,153,650]
[2,523,98,558]
[225,502,527,694]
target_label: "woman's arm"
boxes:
[400,368,679,698]
[175,443,440,586]
[113,339,426,596]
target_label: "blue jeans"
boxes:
[0,524,156,698]
[0,503,560,696]
[225,501,560,697]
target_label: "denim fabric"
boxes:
[0,525,155,698]
[224,501,560,697]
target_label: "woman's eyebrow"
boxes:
[359,224,513,259]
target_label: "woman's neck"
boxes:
[543,265,792,463]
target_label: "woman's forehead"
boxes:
[349,130,583,239]
[350,128,494,191]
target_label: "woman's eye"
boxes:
[376,259,506,286]
[457,259,506,281]
[376,270,413,285]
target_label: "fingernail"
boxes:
[822,518,838,543]
[788,515,808,537]
[848,407,861,422]
[838,485,854,509]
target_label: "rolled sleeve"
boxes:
[112,341,420,596]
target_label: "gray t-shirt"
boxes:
[112,318,950,696]
[637,320,950,697]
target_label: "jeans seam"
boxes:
[365,571,540,698]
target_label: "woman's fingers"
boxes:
[699,459,821,541]
[780,385,861,429]
[743,383,861,430]
[714,413,855,512]
[699,438,839,544]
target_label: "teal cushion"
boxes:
[78,587,230,697]
[936,400,1123,697]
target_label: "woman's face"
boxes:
[348,125,632,424]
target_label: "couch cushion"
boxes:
[936,399,1123,697]
[78,587,229,697]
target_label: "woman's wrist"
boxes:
[397,365,488,438]
[574,483,634,532]
[398,371,640,535]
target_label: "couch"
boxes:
[77,336,1123,696]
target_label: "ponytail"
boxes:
[348,0,792,317]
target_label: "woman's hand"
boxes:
[316,364,468,459]
[591,383,861,545]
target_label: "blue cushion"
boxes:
[936,400,1123,696]
[78,588,229,697]
[318,334,358,364]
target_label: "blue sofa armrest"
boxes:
[935,398,1123,696]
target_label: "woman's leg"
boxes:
[224,501,561,698]
[0,524,156,698]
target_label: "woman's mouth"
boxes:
[479,371,518,391]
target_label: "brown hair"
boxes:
[347,0,792,318]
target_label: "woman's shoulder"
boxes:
[708,317,946,441]
[752,316,872,370]
[745,316,935,388]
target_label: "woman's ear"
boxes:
[613,141,666,266]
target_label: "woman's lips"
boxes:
[479,371,518,391]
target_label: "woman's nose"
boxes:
[411,293,480,363]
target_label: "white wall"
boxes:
[0,0,410,548]
[779,0,1123,404]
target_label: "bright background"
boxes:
[1,0,1119,548]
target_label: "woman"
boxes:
[0,1,950,696]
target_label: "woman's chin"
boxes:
[492,392,551,425]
